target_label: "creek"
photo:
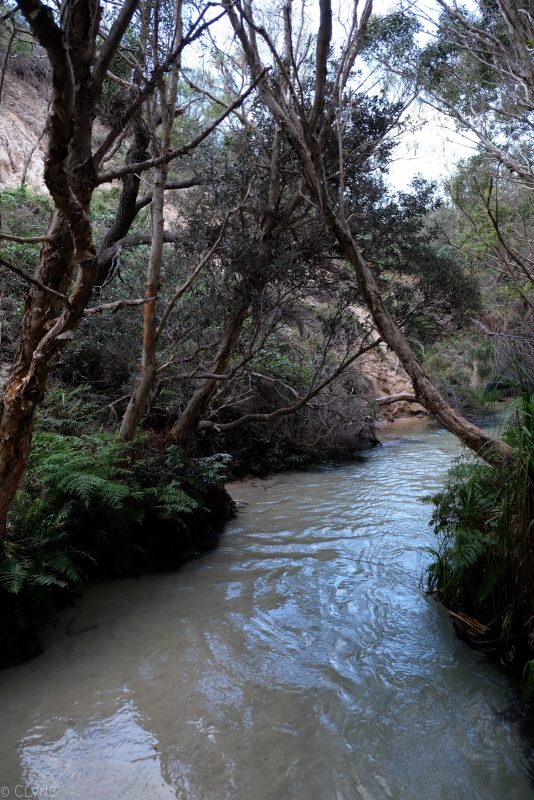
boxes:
[0,419,532,799]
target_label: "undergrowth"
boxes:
[427,393,534,697]
[0,428,233,666]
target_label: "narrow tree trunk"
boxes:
[119,161,168,442]
[96,117,150,286]
[169,300,249,443]
[119,6,182,442]
[323,205,514,465]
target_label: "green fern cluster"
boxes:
[427,391,534,635]
[0,433,200,618]
[0,431,233,658]
[20,431,197,521]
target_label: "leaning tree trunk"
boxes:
[222,0,514,467]
[169,300,249,443]
[296,146,515,466]
[330,213,514,464]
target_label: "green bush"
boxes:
[428,394,534,609]
[427,393,534,691]
[0,432,233,658]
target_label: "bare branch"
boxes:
[97,229,179,266]
[96,72,267,184]
[0,233,54,244]
[156,210,232,339]
[0,256,70,305]
[84,296,156,316]
[199,337,380,433]
[91,0,141,91]
[93,5,228,165]
[376,393,419,406]
[134,175,202,211]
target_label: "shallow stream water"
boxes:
[0,420,532,799]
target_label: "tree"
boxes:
[220,0,513,465]
[420,0,534,187]
[0,0,256,534]
[406,0,534,386]
[446,155,534,385]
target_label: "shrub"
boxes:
[427,393,534,690]
[0,432,234,662]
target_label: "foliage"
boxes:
[0,432,233,641]
[427,393,534,682]
[35,383,103,435]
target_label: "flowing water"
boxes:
[0,420,533,799]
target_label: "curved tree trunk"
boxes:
[95,116,150,287]
[0,0,139,536]
[169,299,249,443]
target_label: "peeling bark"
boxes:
[0,0,139,535]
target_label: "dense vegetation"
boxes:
[0,0,532,690]
[427,393,534,694]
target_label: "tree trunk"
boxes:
[96,116,150,286]
[120,9,182,442]
[0,0,138,535]
[169,299,249,443]
[0,389,38,537]
[322,206,514,464]
[119,161,168,441]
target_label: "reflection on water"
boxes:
[0,422,532,799]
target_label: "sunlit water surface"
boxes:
[0,420,532,799]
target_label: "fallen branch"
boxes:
[376,393,419,407]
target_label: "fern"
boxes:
[428,392,534,618]
[144,483,198,518]
[2,431,229,636]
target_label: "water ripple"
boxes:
[0,423,531,799]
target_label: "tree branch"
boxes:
[0,233,54,244]
[0,256,70,305]
[134,175,202,211]
[375,393,419,406]
[84,296,156,316]
[91,0,141,92]
[96,71,267,184]
[198,337,380,433]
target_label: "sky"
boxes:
[386,105,478,192]
[368,0,478,191]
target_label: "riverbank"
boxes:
[1,420,531,798]
[0,475,235,669]
[425,394,534,705]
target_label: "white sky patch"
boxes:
[386,104,479,191]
